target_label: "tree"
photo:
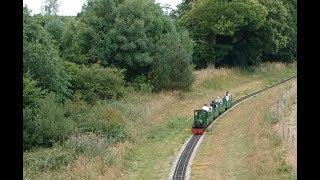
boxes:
[74,0,175,81]
[262,0,296,61]
[68,0,195,91]
[23,73,47,108]
[44,18,64,45]
[42,0,60,15]
[177,0,294,67]
[59,19,87,64]
[106,0,175,80]
[23,8,71,100]
[170,0,195,20]
[150,31,195,91]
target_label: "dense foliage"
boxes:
[24,8,72,100]
[66,0,195,88]
[176,0,296,68]
[150,31,195,90]
[23,93,77,150]
[64,62,127,103]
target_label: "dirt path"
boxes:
[191,79,296,179]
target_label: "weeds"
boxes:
[263,80,297,177]
[24,147,76,173]
[63,132,108,157]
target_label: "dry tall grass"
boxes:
[270,80,297,173]
[194,67,238,86]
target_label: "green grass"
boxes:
[124,116,192,179]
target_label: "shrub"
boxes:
[64,92,89,120]
[24,147,76,172]
[132,75,154,93]
[68,63,127,103]
[23,93,77,150]
[75,102,128,143]
[63,132,107,156]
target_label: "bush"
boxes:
[67,63,127,103]
[132,75,154,93]
[24,147,76,172]
[74,102,128,143]
[23,93,77,150]
[63,132,108,156]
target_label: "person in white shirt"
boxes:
[202,103,210,112]
[225,91,232,101]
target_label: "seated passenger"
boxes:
[202,103,210,112]
[225,91,232,101]
[210,100,217,108]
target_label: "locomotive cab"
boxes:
[193,110,208,128]
[192,110,208,134]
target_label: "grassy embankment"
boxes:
[191,77,296,179]
[267,80,297,174]
[23,62,296,179]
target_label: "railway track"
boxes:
[171,75,297,180]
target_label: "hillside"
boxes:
[24,62,296,179]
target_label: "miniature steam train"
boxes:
[191,97,233,134]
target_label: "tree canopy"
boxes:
[23,8,72,100]
[59,0,195,89]
[176,0,296,68]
